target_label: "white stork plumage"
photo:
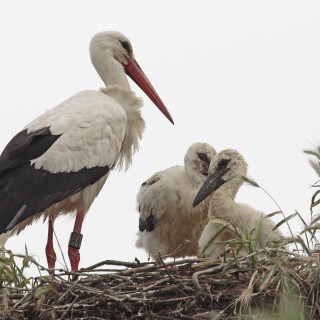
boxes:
[0,31,173,272]
[136,142,216,259]
[193,149,283,258]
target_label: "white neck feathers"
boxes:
[101,85,145,170]
[90,40,131,90]
[208,180,242,220]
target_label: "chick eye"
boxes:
[198,153,210,165]
[120,40,131,56]
[217,159,230,170]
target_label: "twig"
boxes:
[80,259,152,271]
[192,264,226,291]
[159,239,191,259]
[53,224,69,271]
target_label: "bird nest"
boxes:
[1,246,320,320]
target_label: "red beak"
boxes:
[123,58,174,124]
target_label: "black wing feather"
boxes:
[0,127,61,173]
[139,212,157,232]
[0,127,109,233]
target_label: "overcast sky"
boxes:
[0,1,320,274]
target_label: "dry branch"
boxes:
[0,248,318,319]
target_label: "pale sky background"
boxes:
[0,1,320,274]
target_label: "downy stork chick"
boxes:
[193,149,283,258]
[136,142,216,259]
[0,31,174,273]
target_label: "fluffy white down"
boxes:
[138,166,185,222]
[198,203,282,258]
[136,142,216,259]
[198,149,283,258]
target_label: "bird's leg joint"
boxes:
[68,231,83,249]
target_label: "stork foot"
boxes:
[68,246,80,281]
[68,246,80,271]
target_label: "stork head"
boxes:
[184,142,216,186]
[90,31,174,124]
[193,149,248,207]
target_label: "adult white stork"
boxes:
[193,149,283,258]
[136,142,216,259]
[0,31,174,272]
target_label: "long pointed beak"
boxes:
[123,58,174,124]
[193,170,227,207]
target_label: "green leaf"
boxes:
[311,190,320,208]
[295,210,308,227]
[310,213,320,225]
[264,211,282,219]
[200,223,231,256]
[272,212,298,231]
[260,263,278,291]
[241,175,260,188]
[304,149,320,159]
[253,217,263,251]
[226,238,250,244]
[300,225,320,234]
[308,159,320,177]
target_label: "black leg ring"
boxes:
[68,232,83,249]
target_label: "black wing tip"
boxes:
[139,213,157,232]
[139,217,146,232]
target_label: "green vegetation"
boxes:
[1,147,320,319]
[0,246,34,289]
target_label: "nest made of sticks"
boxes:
[0,247,319,320]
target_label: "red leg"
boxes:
[45,217,56,274]
[68,208,84,272]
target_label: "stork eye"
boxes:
[198,153,210,165]
[120,40,131,56]
[217,159,230,170]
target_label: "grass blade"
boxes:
[272,212,298,231]
[200,223,231,256]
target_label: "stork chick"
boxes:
[193,149,283,258]
[136,142,216,259]
[0,31,174,273]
